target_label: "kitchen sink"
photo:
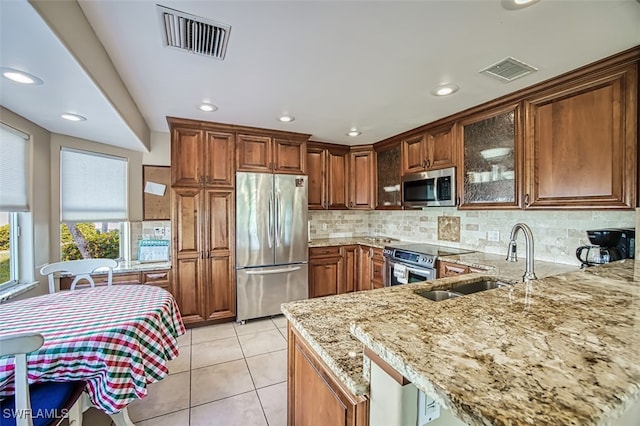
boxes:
[449,279,513,295]
[416,290,462,301]
[415,278,514,302]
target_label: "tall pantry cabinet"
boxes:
[168,117,236,325]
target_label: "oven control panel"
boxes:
[383,248,435,267]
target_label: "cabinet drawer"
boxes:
[309,246,341,258]
[142,270,172,288]
[438,261,469,278]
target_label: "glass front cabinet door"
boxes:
[459,103,521,209]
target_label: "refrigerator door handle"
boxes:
[245,266,302,275]
[267,192,274,248]
[276,191,283,247]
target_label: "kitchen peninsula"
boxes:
[282,256,640,425]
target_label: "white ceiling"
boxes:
[1,0,639,152]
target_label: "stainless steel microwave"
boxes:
[402,166,456,207]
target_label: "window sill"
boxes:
[0,281,39,303]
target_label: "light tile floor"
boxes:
[80,315,289,426]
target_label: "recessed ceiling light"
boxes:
[198,103,218,112]
[61,113,86,122]
[431,84,459,97]
[502,0,541,10]
[279,115,295,123]
[1,68,43,85]
[347,129,361,137]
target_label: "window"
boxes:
[60,148,128,260]
[0,124,29,286]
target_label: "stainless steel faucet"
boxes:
[506,223,538,282]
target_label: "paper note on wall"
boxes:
[144,181,166,196]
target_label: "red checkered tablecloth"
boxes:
[0,285,185,414]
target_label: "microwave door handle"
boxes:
[433,177,440,202]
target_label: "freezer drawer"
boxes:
[236,263,309,322]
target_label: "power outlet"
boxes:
[322,223,328,231]
[154,227,165,237]
[487,230,500,242]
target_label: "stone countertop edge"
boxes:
[281,308,369,396]
[308,237,389,249]
[348,261,640,426]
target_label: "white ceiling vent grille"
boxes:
[157,5,230,60]
[480,57,538,82]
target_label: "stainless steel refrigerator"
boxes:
[236,172,309,322]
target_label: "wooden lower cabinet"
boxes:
[309,246,343,298]
[438,260,470,278]
[370,248,385,289]
[288,325,369,426]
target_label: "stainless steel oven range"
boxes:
[383,243,474,286]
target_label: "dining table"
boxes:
[0,284,185,425]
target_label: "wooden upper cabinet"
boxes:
[524,63,637,209]
[204,132,235,186]
[375,140,401,209]
[401,125,455,175]
[349,148,375,209]
[171,127,203,187]
[307,145,326,210]
[307,143,348,210]
[458,104,521,210]
[236,134,306,174]
[170,124,234,188]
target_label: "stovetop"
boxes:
[385,242,475,257]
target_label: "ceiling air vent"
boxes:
[157,5,230,60]
[480,57,537,82]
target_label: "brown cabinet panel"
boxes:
[273,138,306,174]
[204,131,234,186]
[206,255,235,320]
[349,149,375,209]
[341,245,358,294]
[236,134,272,172]
[174,257,206,324]
[288,326,368,426]
[308,255,342,298]
[356,246,372,292]
[172,188,202,257]
[171,127,203,187]
[205,189,234,254]
[402,133,427,174]
[141,270,171,290]
[370,248,385,289]
[429,125,456,170]
[307,143,348,210]
[525,64,637,209]
[237,135,307,174]
[328,150,348,209]
[438,260,469,278]
[401,125,455,175]
[307,146,326,210]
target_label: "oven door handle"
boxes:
[387,260,434,276]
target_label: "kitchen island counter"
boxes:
[282,259,639,425]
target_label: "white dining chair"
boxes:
[40,259,118,294]
[0,333,84,426]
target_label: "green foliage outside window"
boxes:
[0,223,9,283]
[61,223,120,260]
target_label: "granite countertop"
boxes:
[350,260,640,425]
[308,236,394,249]
[57,260,171,277]
[281,248,577,398]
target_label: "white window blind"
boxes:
[0,124,29,212]
[61,148,128,221]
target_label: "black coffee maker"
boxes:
[576,228,635,268]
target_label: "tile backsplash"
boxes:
[309,209,636,266]
[130,220,171,260]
